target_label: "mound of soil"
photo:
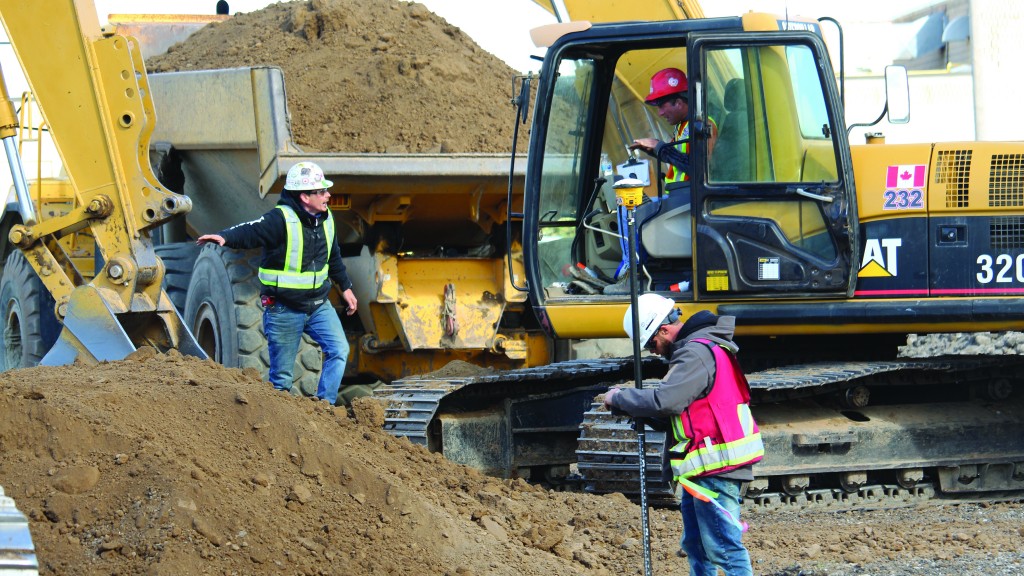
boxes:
[2,351,1023,575]
[146,0,524,154]
[0,351,673,575]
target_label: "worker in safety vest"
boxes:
[197,161,358,405]
[604,295,762,576]
[629,67,717,191]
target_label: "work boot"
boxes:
[603,272,632,295]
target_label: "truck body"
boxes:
[143,66,553,393]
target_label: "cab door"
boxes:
[687,32,858,300]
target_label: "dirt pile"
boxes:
[146,0,524,154]
[0,350,681,575]
[2,351,1024,574]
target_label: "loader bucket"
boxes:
[40,285,207,366]
[0,486,36,573]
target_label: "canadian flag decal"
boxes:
[886,164,926,189]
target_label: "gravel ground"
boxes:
[751,501,1024,575]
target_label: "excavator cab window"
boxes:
[706,44,839,184]
[526,23,856,307]
[534,58,597,292]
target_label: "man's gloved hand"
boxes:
[603,387,619,407]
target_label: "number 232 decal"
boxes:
[883,189,923,210]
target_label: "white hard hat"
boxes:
[623,293,677,346]
[285,161,333,191]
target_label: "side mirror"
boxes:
[884,65,910,124]
[513,74,532,125]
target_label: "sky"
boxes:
[88,0,937,74]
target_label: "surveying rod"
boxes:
[613,177,653,576]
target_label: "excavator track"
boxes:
[577,355,1024,511]
[378,356,666,477]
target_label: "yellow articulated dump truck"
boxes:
[0,1,552,379]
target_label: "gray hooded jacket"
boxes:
[609,315,754,482]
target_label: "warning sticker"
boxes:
[706,270,729,291]
[758,257,780,280]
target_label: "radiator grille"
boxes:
[935,149,972,208]
[990,216,1024,250]
[989,154,1024,207]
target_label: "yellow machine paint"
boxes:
[0,0,203,364]
[531,3,1024,339]
[0,2,551,382]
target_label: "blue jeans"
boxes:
[679,475,752,576]
[262,300,349,404]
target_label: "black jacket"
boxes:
[217,193,352,314]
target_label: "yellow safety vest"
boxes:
[258,205,335,289]
[664,121,691,185]
[664,117,716,187]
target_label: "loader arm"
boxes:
[0,0,204,364]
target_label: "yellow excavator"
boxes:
[472,0,1024,504]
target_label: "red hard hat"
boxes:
[645,68,688,104]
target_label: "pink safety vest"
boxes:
[669,338,764,480]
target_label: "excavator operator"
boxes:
[629,67,718,192]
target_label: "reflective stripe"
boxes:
[280,206,302,272]
[258,267,331,289]
[670,432,765,479]
[670,416,690,453]
[258,205,335,289]
[664,122,690,184]
[324,213,334,260]
[664,117,716,186]
[667,337,763,481]
[738,403,755,436]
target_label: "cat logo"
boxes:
[859,238,902,277]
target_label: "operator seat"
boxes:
[638,184,692,259]
[710,78,752,182]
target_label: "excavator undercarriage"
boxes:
[578,354,1024,510]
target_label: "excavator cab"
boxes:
[522,17,858,337]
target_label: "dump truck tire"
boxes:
[183,246,321,395]
[0,251,59,370]
[155,242,202,315]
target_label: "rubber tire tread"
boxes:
[0,251,59,370]
[154,242,201,315]
[183,246,321,395]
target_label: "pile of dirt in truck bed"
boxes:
[146,0,524,154]
[2,351,1024,575]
